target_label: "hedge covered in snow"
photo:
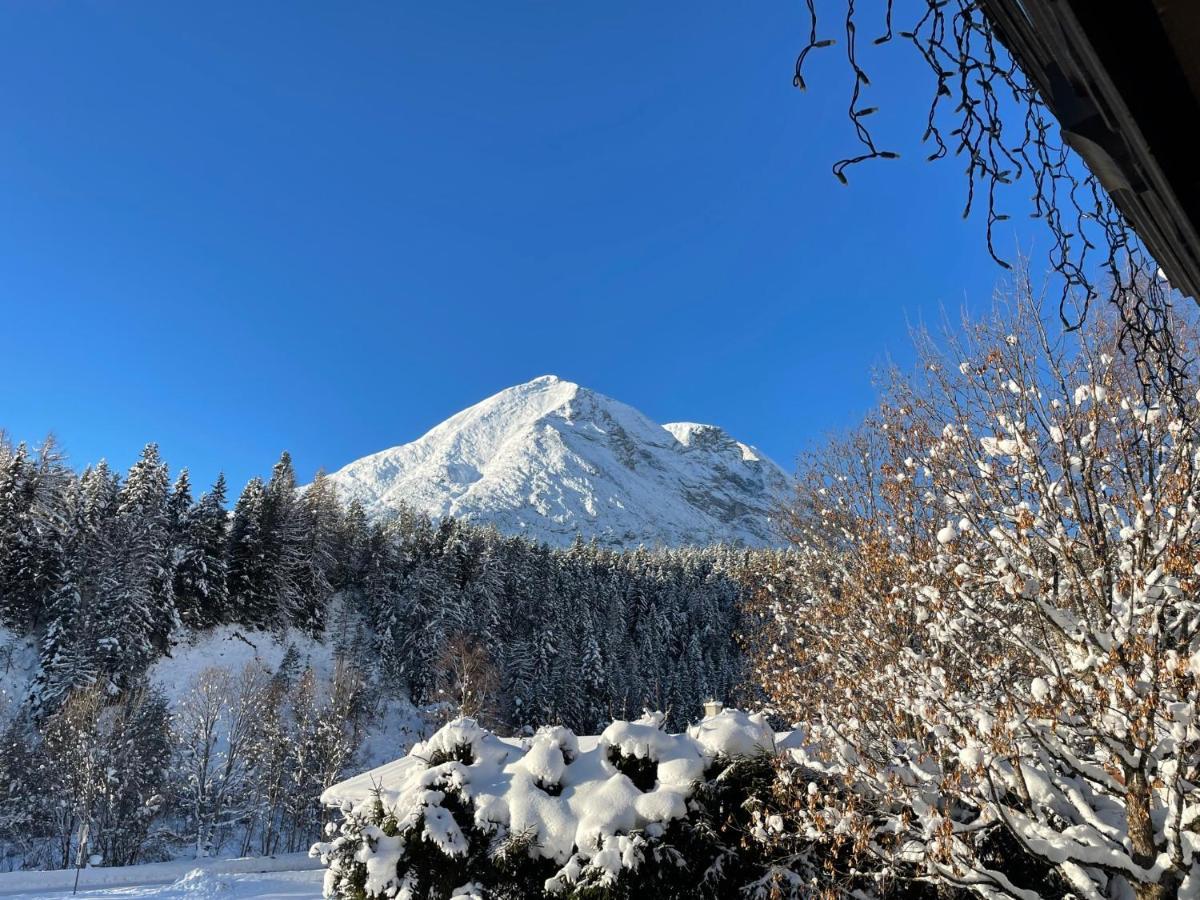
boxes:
[312,710,849,899]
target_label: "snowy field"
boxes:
[0,855,323,899]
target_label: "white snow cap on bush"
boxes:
[319,710,779,895]
[687,708,775,758]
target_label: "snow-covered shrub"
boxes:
[745,279,1200,898]
[0,711,46,870]
[1,681,174,871]
[313,710,858,899]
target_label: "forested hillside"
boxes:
[0,438,773,870]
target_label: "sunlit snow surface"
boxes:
[0,856,323,900]
[323,376,789,547]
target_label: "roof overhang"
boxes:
[981,0,1200,300]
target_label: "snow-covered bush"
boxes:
[0,681,173,871]
[745,279,1200,898]
[313,710,857,899]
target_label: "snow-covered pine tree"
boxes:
[227,477,272,629]
[576,618,608,733]
[31,476,94,715]
[0,442,38,629]
[373,588,406,697]
[293,470,340,635]
[0,439,72,631]
[168,469,203,628]
[349,520,402,682]
[397,558,457,704]
[261,451,307,631]
[332,498,369,592]
[173,474,231,629]
[110,444,178,667]
[166,468,192,534]
[315,711,834,900]
[462,541,506,683]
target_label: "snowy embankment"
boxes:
[147,626,338,705]
[5,624,426,769]
[0,627,38,719]
[1,625,340,711]
[0,853,322,899]
[150,624,431,773]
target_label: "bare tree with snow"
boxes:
[748,273,1200,898]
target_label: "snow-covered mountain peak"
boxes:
[324,377,789,548]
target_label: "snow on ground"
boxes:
[0,626,39,718]
[153,624,430,771]
[1,624,340,712]
[148,626,337,706]
[0,854,323,899]
[7,622,428,770]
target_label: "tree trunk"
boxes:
[1126,768,1178,900]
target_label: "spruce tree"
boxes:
[30,473,92,715]
[28,450,102,714]
[166,469,193,535]
[293,470,340,635]
[0,440,72,631]
[227,477,272,628]
[196,474,231,626]
[174,473,230,628]
[397,559,454,703]
[110,443,177,668]
[0,443,37,628]
[261,452,306,630]
[334,499,369,591]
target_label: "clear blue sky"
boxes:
[1,1,1042,494]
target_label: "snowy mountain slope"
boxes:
[323,376,790,547]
